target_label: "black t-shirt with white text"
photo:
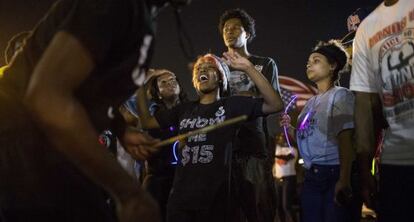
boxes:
[228,55,279,157]
[155,96,264,209]
[146,103,178,176]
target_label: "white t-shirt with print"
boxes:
[350,0,414,165]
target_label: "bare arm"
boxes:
[136,84,160,129]
[24,31,159,221]
[118,104,161,161]
[355,92,383,170]
[334,129,354,205]
[354,91,384,209]
[337,129,354,184]
[223,51,284,114]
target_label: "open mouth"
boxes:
[199,74,209,83]
[226,37,235,42]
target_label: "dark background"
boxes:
[0,0,381,98]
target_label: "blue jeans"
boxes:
[301,164,358,222]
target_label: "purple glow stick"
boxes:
[283,95,297,148]
[299,112,311,130]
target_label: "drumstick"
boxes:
[153,115,248,148]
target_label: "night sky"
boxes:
[0,0,381,97]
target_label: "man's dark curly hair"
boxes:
[218,8,256,43]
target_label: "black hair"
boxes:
[312,40,349,82]
[148,71,188,107]
[218,8,256,43]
